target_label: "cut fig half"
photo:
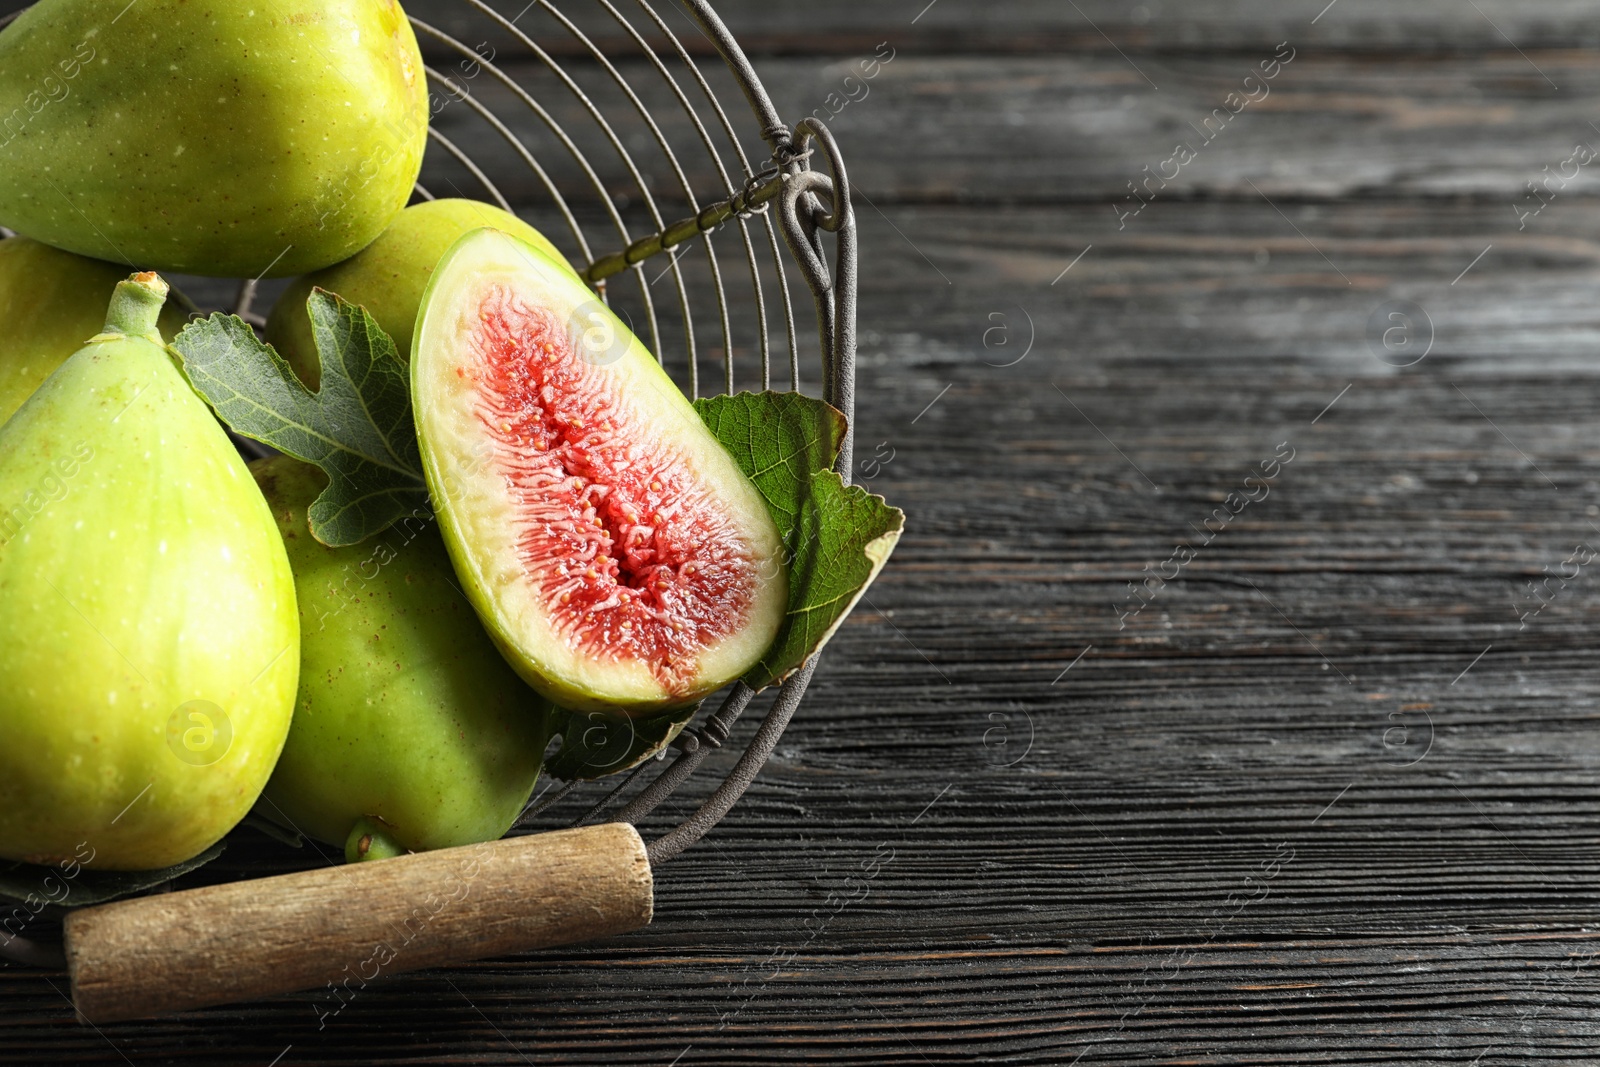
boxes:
[412,228,788,714]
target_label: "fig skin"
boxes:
[0,238,189,424]
[265,199,576,389]
[251,455,551,858]
[0,274,299,870]
[0,0,427,278]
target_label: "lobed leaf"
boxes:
[747,470,904,688]
[693,391,846,528]
[170,289,427,546]
[694,391,905,690]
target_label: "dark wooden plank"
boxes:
[397,0,1600,57]
[5,0,1599,56]
[409,49,1600,213]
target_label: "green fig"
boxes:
[0,273,298,870]
[0,237,190,424]
[265,199,577,389]
[413,229,787,714]
[251,455,551,860]
[0,0,428,278]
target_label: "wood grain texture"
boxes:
[64,824,652,1025]
[401,48,1599,224]
[5,0,1600,54]
[398,0,1600,58]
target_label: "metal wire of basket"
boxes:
[0,0,856,906]
[390,0,857,868]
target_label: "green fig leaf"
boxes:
[693,391,847,528]
[546,703,700,781]
[170,289,427,547]
[692,391,904,689]
[0,841,225,916]
[748,470,904,687]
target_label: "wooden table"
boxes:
[5,0,1600,1062]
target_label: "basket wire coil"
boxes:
[0,0,857,931]
[396,0,858,867]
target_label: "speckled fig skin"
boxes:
[0,274,299,870]
[265,199,576,389]
[0,0,427,278]
[251,455,551,859]
[0,238,190,424]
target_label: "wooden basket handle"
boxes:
[64,822,653,1024]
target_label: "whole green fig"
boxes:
[0,237,189,424]
[0,273,299,870]
[266,199,576,389]
[0,0,428,278]
[251,455,552,861]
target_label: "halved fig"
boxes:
[412,228,787,714]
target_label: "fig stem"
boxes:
[100,271,170,341]
[344,817,406,863]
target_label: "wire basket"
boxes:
[384,0,858,866]
[0,0,857,983]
